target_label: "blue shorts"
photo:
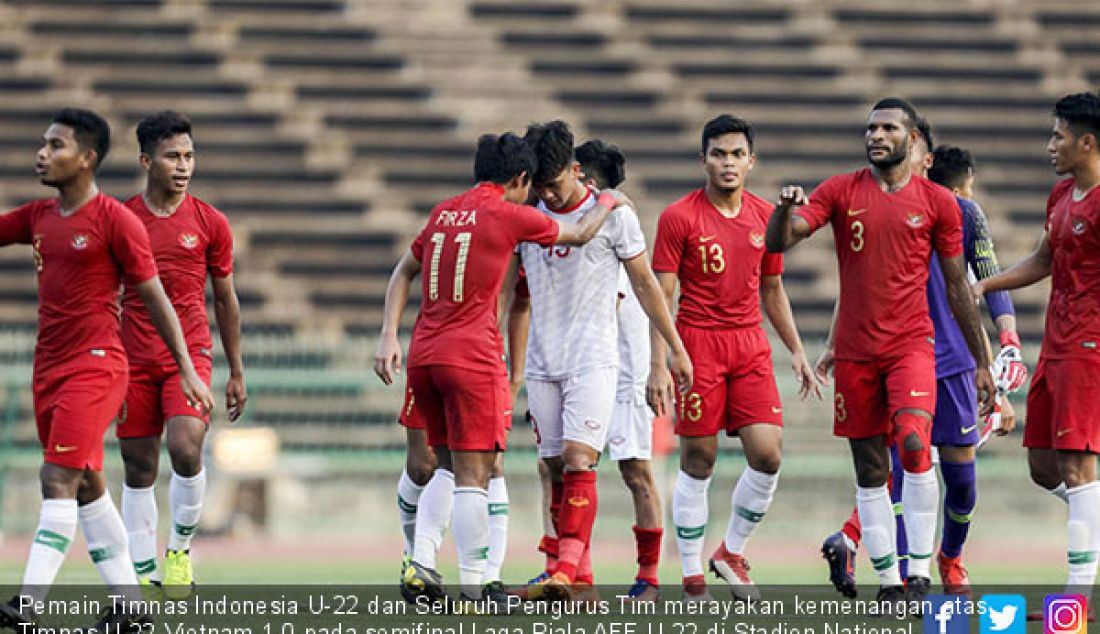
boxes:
[931,370,979,447]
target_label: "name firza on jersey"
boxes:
[435,210,478,227]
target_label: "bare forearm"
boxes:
[994,314,1018,337]
[381,271,412,338]
[762,286,804,355]
[214,294,244,377]
[138,280,194,372]
[633,276,683,354]
[507,302,530,383]
[982,253,1050,293]
[947,278,991,367]
[824,301,839,350]
[765,205,797,252]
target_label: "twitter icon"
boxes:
[981,595,1027,634]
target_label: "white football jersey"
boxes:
[519,192,647,380]
[616,267,650,398]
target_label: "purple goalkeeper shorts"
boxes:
[931,370,979,447]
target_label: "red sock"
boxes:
[554,470,598,581]
[841,505,861,545]
[576,544,593,584]
[547,481,563,573]
[538,535,559,574]
[633,525,662,586]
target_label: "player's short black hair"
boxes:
[1054,92,1100,141]
[136,110,193,156]
[52,108,110,170]
[473,132,537,184]
[701,114,755,153]
[575,139,626,189]
[871,97,920,128]
[524,120,574,185]
[915,116,935,152]
[928,145,975,191]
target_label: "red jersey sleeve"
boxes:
[652,206,687,273]
[761,251,784,276]
[0,202,36,246]
[795,176,844,233]
[110,205,158,286]
[509,202,559,247]
[206,208,235,278]
[410,229,426,262]
[930,185,964,258]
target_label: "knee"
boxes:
[680,448,715,480]
[168,442,203,477]
[1028,455,1062,491]
[895,412,932,473]
[121,453,158,488]
[405,453,436,485]
[619,461,654,493]
[746,450,782,475]
[854,460,889,488]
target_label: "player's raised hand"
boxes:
[777,185,808,208]
[182,368,215,416]
[975,365,996,418]
[225,374,247,422]
[374,335,403,385]
[814,346,835,386]
[792,350,823,400]
[646,364,674,417]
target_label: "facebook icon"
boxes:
[924,595,971,634]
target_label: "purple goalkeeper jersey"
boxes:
[927,197,1015,378]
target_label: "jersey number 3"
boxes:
[428,232,472,303]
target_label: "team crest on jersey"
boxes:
[1072,217,1088,235]
[906,212,926,228]
[179,233,199,249]
[70,234,89,250]
[749,231,765,247]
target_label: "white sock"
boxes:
[1066,482,1100,596]
[79,492,141,602]
[724,467,778,554]
[1052,483,1070,503]
[397,470,425,557]
[672,470,711,578]
[857,485,902,587]
[483,476,509,584]
[452,487,489,598]
[168,469,206,552]
[21,498,78,603]
[901,468,938,579]
[122,484,159,581]
[413,469,454,570]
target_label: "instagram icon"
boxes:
[1045,595,1088,634]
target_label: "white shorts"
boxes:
[527,366,618,458]
[606,391,653,461]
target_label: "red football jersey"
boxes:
[796,168,963,360]
[121,194,234,365]
[1042,178,1100,359]
[0,193,157,370]
[407,183,559,370]
[652,189,783,329]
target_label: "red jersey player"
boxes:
[0,109,213,634]
[765,98,993,608]
[974,92,1100,605]
[649,115,819,601]
[374,132,623,609]
[116,111,246,599]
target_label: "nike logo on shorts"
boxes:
[1058,428,1073,437]
[910,389,930,397]
[960,424,977,434]
[771,407,782,414]
[54,444,77,453]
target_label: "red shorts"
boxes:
[34,353,129,470]
[673,324,783,437]
[833,349,936,439]
[408,364,511,451]
[1024,355,1100,452]
[398,381,426,430]
[116,355,213,439]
